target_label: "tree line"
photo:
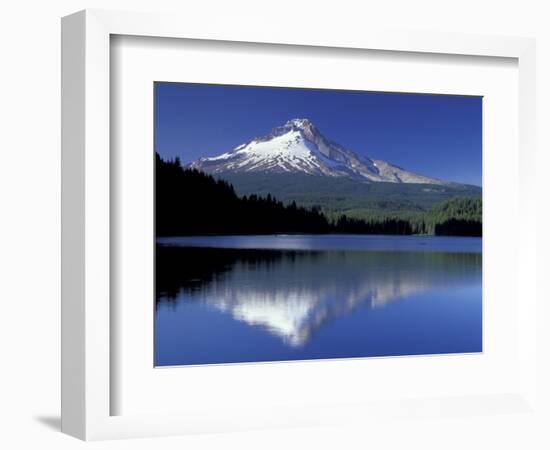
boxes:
[407,196,482,236]
[156,153,481,237]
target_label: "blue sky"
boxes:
[155,82,482,186]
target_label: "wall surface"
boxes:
[0,1,548,449]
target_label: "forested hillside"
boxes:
[156,153,330,235]
[156,154,482,237]
[217,172,482,220]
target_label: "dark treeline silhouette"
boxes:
[156,153,482,237]
[434,219,482,237]
[334,215,413,234]
[156,153,330,235]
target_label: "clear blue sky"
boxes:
[155,82,482,186]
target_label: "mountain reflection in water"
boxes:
[156,245,481,349]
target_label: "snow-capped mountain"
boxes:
[188,118,448,185]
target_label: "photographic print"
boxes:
[154,83,482,367]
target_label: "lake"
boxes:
[155,235,482,366]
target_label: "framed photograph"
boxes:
[154,84,484,367]
[62,9,539,441]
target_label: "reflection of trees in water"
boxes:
[156,245,481,347]
[156,245,323,300]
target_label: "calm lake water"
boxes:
[155,235,482,366]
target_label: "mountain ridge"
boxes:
[188,118,452,185]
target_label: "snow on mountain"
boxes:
[188,118,448,185]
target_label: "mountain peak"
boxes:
[268,118,318,139]
[188,119,449,185]
[284,118,314,129]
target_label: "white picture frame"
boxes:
[61,9,538,441]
